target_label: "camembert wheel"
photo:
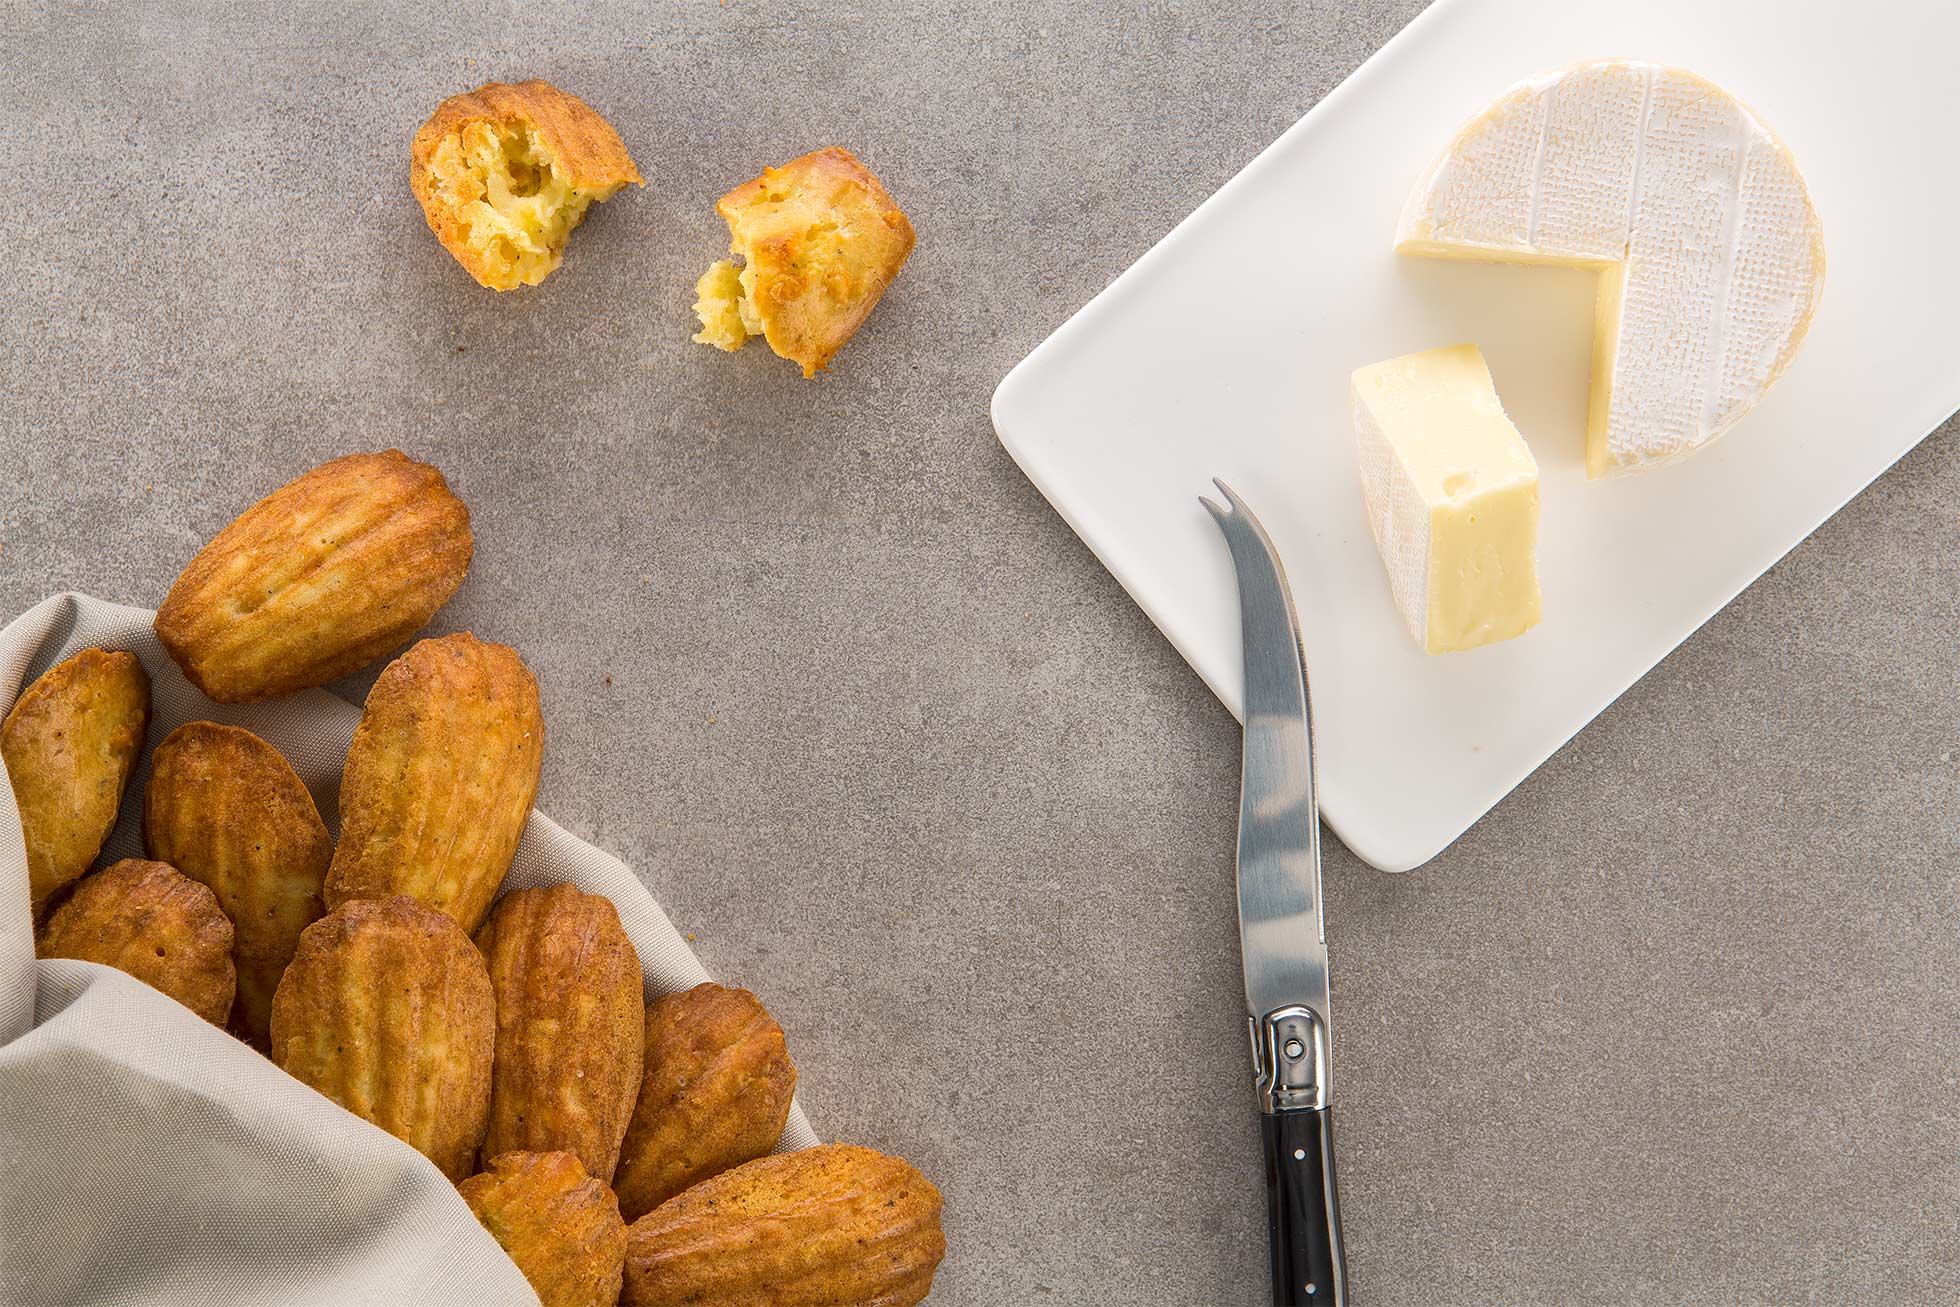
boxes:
[1397,60,1825,478]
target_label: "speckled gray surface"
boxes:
[3,2,1956,1303]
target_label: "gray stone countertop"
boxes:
[3,2,1955,1303]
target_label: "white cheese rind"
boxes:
[1355,392,1436,641]
[1397,60,1825,478]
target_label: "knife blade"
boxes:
[1201,479,1347,1307]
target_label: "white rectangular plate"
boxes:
[993,0,1960,872]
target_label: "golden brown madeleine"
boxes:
[624,1144,945,1307]
[154,450,473,703]
[142,721,331,1043]
[1,648,149,912]
[37,858,235,1024]
[411,79,643,291]
[477,884,645,1182]
[692,147,915,377]
[270,896,495,1180]
[461,1151,628,1307]
[613,984,796,1221]
[326,632,542,935]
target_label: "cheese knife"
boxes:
[1200,479,1347,1307]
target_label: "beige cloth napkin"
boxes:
[0,592,818,1307]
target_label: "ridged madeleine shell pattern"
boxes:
[269,896,495,1181]
[1,648,149,911]
[37,858,236,1025]
[326,632,543,935]
[142,721,331,1043]
[624,1144,945,1307]
[461,1150,628,1307]
[477,884,645,1183]
[613,983,796,1221]
[154,450,473,703]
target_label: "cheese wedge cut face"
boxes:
[1397,61,1825,478]
[1353,345,1541,654]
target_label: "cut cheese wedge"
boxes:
[1397,60,1825,478]
[1353,345,1541,654]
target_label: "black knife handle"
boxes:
[1264,1106,1346,1306]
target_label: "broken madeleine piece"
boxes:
[411,79,643,291]
[692,147,915,377]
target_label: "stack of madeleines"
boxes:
[1,450,944,1307]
